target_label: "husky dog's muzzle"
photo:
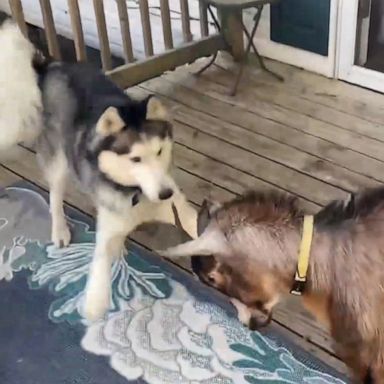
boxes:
[139,172,178,202]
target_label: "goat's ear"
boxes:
[198,199,222,236]
[158,225,227,259]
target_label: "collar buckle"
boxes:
[290,215,314,296]
[290,274,307,296]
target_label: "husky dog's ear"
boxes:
[146,96,169,121]
[158,225,228,259]
[198,199,222,236]
[96,107,125,135]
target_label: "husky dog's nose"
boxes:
[159,188,173,200]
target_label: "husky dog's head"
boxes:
[94,96,176,202]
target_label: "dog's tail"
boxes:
[0,18,44,157]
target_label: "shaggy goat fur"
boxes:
[162,188,384,383]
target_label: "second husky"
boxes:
[0,19,197,320]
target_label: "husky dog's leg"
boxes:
[153,195,197,239]
[84,206,131,321]
[172,193,198,239]
[43,151,71,248]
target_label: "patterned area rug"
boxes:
[0,182,349,384]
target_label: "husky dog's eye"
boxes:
[157,148,162,156]
[131,157,141,163]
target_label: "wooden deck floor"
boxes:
[3,55,384,376]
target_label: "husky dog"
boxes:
[0,19,197,321]
[161,190,384,383]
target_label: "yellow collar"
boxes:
[290,215,314,296]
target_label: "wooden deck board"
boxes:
[4,57,383,376]
[236,55,384,128]
[157,64,384,175]
[212,59,384,145]
[135,82,382,194]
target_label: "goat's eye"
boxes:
[131,157,141,163]
[157,148,162,156]
[253,300,264,310]
[207,275,216,284]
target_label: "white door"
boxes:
[337,0,384,92]
[250,0,339,78]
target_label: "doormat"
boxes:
[0,182,348,383]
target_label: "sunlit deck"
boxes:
[4,54,384,376]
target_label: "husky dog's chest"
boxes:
[96,183,142,215]
[95,183,175,229]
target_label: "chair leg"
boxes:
[230,54,247,96]
[243,6,284,82]
[229,8,260,96]
[195,51,218,76]
[195,5,221,77]
[207,4,221,31]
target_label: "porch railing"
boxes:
[6,0,236,88]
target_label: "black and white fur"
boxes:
[0,19,197,321]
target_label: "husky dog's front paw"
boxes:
[83,298,109,322]
[83,269,111,321]
[83,288,110,322]
[51,222,71,248]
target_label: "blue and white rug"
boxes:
[0,183,349,383]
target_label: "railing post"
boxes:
[180,0,192,42]
[199,2,209,37]
[39,0,62,60]
[68,0,87,61]
[116,0,134,63]
[218,9,244,61]
[160,0,173,50]
[139,0,154,57]
[93,0,112,70]
[8,0,28,37]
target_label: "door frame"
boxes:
[336,0,384,92]
[253,0,339,77]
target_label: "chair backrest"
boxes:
[201,0,280,10]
